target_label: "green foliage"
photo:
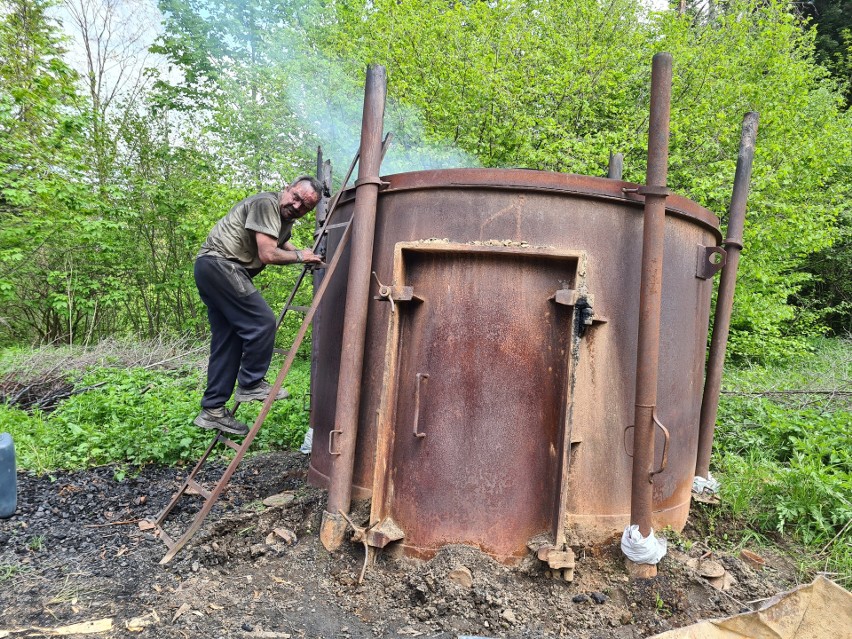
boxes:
[717,397,851,542]
[150,0,318,188]
[712,338,852,580]
[314,0,851,360]
[0,358,312,473]
[799,206,852,335]
[800,0,852,105]
[0,0,100,344]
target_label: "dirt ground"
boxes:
[0,451,804,638]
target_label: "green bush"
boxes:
[713,339,851,581]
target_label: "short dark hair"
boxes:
[289,175,323,199]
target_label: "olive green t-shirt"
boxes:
[197,192,294,274]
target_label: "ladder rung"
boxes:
[156,527,175,549]
[217,433,242,452]
[186,479,212,500]
[285,305,310,313]
[272,348,290,356]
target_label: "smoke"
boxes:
[275,22,479,183]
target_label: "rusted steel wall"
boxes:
[309,168,720,559]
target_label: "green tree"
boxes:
[800,0,851,105]
[151,0,316,189]
[0,0,99,344]
[314,0,851,358]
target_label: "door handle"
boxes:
[413,373,429,439]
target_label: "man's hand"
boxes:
[296,248,323,265]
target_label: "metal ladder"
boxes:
[144,138,390,564]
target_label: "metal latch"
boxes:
[550,289,607,327]
[372,272,422,313]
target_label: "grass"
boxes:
[0,562,28,582]
[713,337,851,585]
[0,341,312,474]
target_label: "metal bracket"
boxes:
[528,536,575,581]
[364,517,405,549]
[552,288,579,307]
[550,289,607,326]
[354,176,390,189]
[637,185,670,197]
[696,245,727,279]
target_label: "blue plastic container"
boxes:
[0,432,16,518]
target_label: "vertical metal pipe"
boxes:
[310,149,332,438]
[695,112,759,478]
[608,152,624,180]
[630,52,672,541]
[321,65,387,550]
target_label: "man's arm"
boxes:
[256,232,322,265]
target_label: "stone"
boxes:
[262,492,295,508]
[698,559,726,579]
[448,566,473,588]
[501,609,517,624]
[272,527,297,545]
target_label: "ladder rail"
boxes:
[147,431,225,529]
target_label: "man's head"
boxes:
[279,176,322,221]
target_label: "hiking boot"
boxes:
[234,380,290,403]
[194,407,249,436]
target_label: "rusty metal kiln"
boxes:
[308,167,721,563]
[305,58,756,575]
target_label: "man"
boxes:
[193,177,324,436]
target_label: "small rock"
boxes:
[707,571,736,591]
[698,559,726,579]
[262,492,296,508]
[572,594,590,604]
[448,566,473,588]
[242,622,253,631]
[191,561,200,572]
[590,591,608,604]
[501,608,517,624]
[740,549,766,569]
[272,527,297,545]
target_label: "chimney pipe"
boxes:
[321,64,388,551]
[626,52,673,577]
[695,112,759,479]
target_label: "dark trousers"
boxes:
[194,256,276,409]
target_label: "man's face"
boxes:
[279,182,319,221]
